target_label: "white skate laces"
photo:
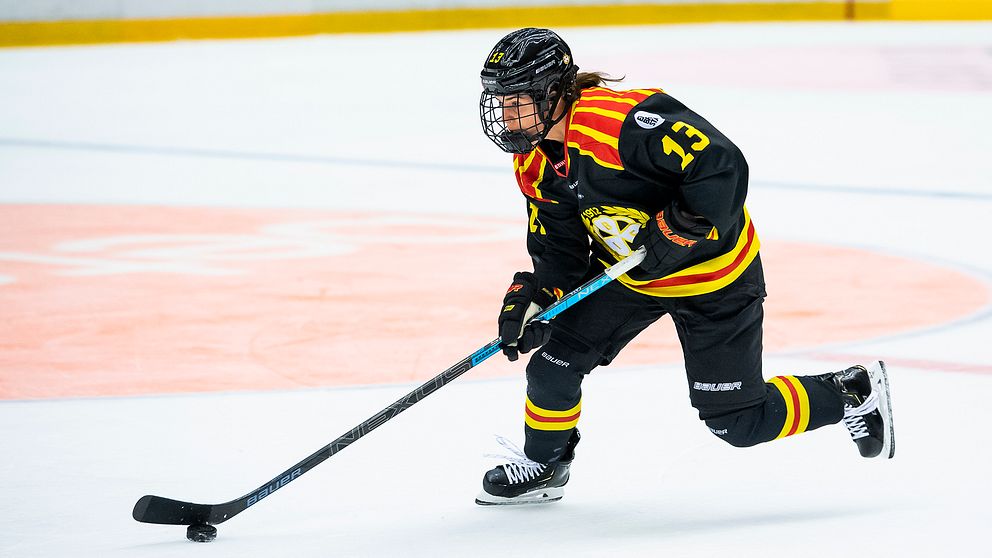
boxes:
[842,389,879,440]
[484,436,547,484]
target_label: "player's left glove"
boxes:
[632,202,712,276]
[498,272,560,362]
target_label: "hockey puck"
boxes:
[186,523,217,543]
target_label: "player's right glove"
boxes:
[632,202,711,276]
[498,272,560,362]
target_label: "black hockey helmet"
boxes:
[479,28,578,154]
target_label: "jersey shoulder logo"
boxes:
[633,111,664,129]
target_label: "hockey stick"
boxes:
[132,247,646,528]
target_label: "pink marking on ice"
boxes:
[607,45,992,92]
[0,205,987,399]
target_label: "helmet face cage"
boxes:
[479,82,558,154]
[479,29,577,154]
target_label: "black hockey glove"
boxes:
[498,272,560,362]
[633,202,711,276]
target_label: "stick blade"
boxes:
[133,495,212,525]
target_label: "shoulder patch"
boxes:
[633,111,664,129]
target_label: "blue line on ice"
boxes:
[1,136,989,202]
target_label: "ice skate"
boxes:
[475,430,579,506]
[823,361,895,458]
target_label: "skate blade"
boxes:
[869,360,895,459]
[475,487,564,506]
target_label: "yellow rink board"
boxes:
[0,1,990,48]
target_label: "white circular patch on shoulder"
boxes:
[633,111,664,129]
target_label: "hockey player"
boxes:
[475,28,895,506]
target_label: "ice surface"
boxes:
[1,22,990,557]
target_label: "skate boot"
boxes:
[475,430,580,506]
[821,361,895,458]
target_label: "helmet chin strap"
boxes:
[533,64,577,145]
[541,96,570,142]
[527,86,572,147]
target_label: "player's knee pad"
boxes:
[702,406,765,448]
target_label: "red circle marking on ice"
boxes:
[0,205,988,400]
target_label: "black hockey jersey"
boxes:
[514,86,759,297]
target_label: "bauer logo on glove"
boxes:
[632,201,712,276]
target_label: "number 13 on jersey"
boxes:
[662,121,710,171]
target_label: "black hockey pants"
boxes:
[522,255,846,463]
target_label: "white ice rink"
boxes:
[2,22,992,557]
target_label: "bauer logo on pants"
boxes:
[693,381,742,392]
[540,351,570,368]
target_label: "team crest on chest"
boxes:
[580,206,650,257]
